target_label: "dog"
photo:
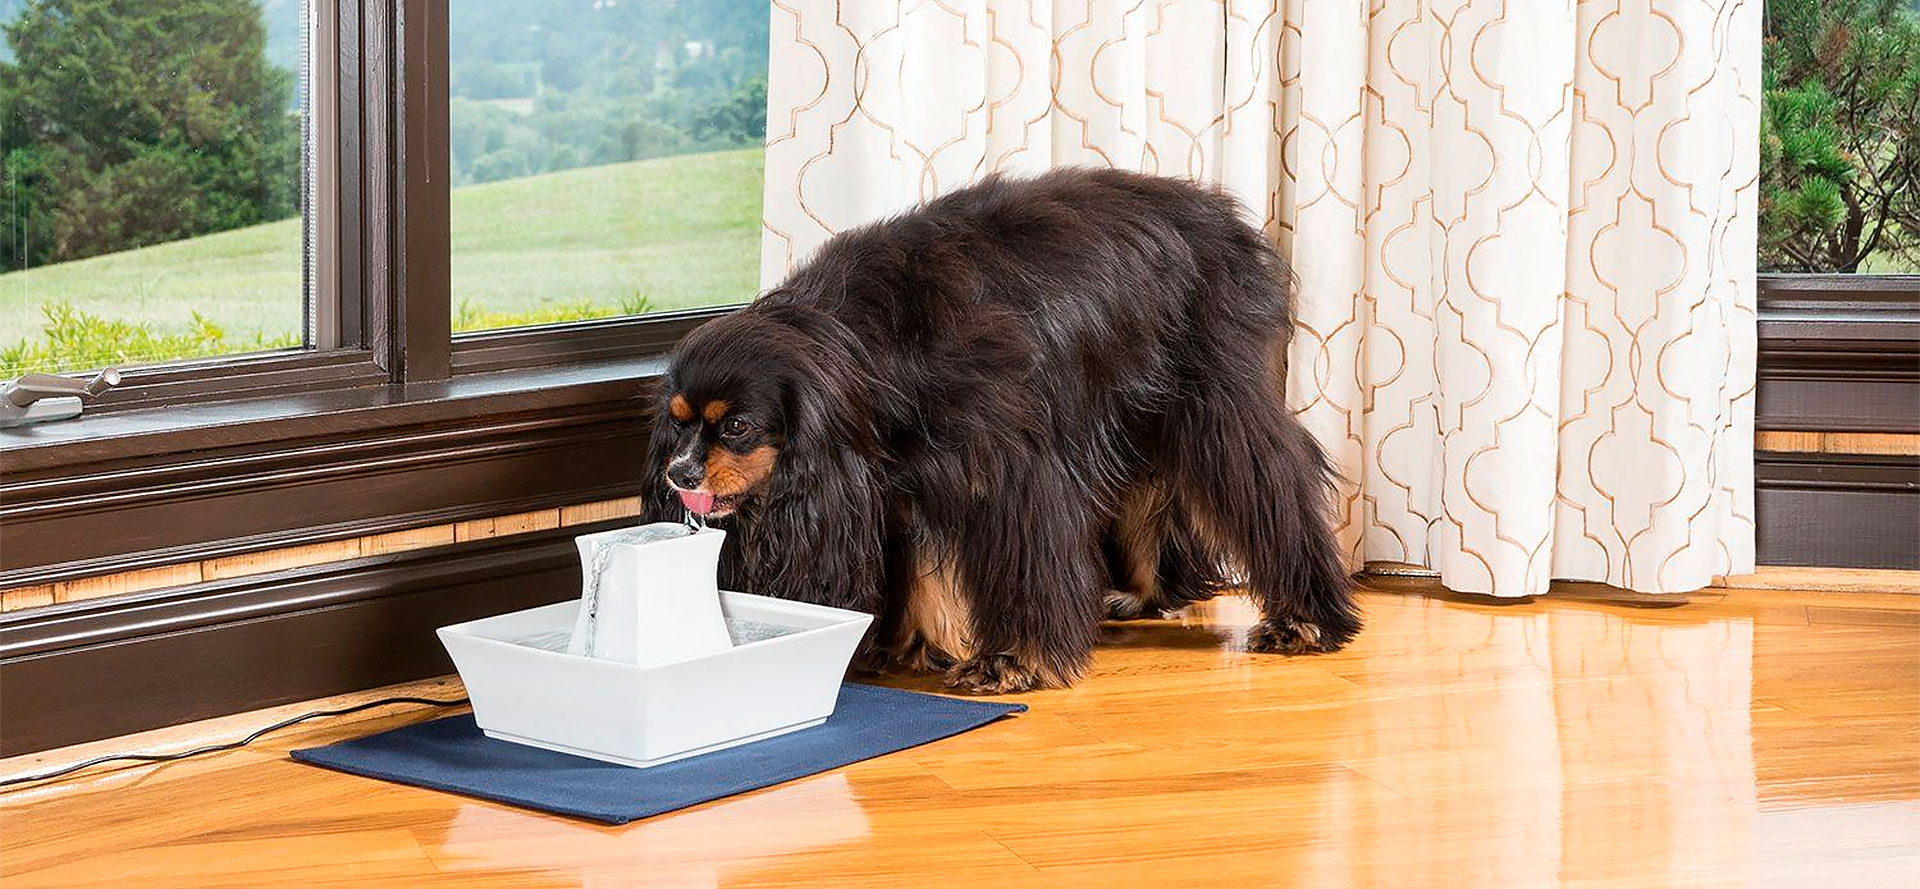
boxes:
[641,167,1359,693]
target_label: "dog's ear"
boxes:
[639,375,686,525]
[748,417,887,615]
[743,307,890,614]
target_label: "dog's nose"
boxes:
[666,461,705,490]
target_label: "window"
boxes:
[447,1,767,333]
[0,0,314,377]
[1,0,771,394]
[1760,0,1919,275]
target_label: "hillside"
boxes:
[1,147,764,367]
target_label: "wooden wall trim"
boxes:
[1752,276,1919,567]
[1756,451,1920,570]
[1756,274,1920,433]
[0,522,600,756]
[1755,431,1920,456]
[0,498,641,613]
[0,363,658,586]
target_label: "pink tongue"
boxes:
[677,489,716,514]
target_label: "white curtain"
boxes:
[761,1,1758,598]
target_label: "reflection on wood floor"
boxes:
[3,584,1917,888]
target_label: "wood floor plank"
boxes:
[3,586,1917,888]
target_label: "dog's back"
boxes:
[769,167,1290,346]
[760,167,1293,474]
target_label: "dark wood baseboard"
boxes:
[0,521,604,757]
[1756,451,1920,570]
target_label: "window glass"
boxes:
[449,0,767,332]
[1761,0,1920,273]
[0,0,311,376]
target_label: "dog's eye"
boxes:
[720,417,753,438]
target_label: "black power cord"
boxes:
[0,695,470,790]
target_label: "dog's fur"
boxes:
[642,167,1359,693]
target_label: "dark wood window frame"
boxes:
[2,5,1915,754]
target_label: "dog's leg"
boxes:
[888,549,973,672]
[1101,479,1171,620]
[1153,500,1234,610]
[1164,388,1360,654]
[940,463,1103,694]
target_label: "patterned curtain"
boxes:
[761,1,1758,597]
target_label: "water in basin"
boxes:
[511,616,798,655]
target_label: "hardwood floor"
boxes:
[3,585,1917,888]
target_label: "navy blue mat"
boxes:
[291,683,1023,824]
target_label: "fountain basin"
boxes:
[438,592,873,768]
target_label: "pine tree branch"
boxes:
[1782,236,1821,270]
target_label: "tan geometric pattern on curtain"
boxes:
[762,1,1758,597]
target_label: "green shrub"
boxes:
[0,302,299,377]
[452,293,657,333]
[3,292,663,379]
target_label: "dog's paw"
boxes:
[1245,617,1341,655]
[1102,590,1151,621]
[849,645,892,677]
[945,653,1043,695]
[889,635,959,674]
[912,644,959,673]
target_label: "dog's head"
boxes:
[649,303,880,521]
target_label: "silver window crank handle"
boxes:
[0,368,121,428]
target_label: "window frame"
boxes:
[39,0,398,412]
[376,0,761,381]
[53,0,740,414]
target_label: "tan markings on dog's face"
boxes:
[702,444,778,497]
[702,399,731,424]
[668,394,693,422]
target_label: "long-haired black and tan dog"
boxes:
[641,167,1358,693]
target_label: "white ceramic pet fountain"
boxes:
[437,520,873,767]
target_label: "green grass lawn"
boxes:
[1,147,764,374]
[450,146,762,322]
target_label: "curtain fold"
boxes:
[762,1,1758,597]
